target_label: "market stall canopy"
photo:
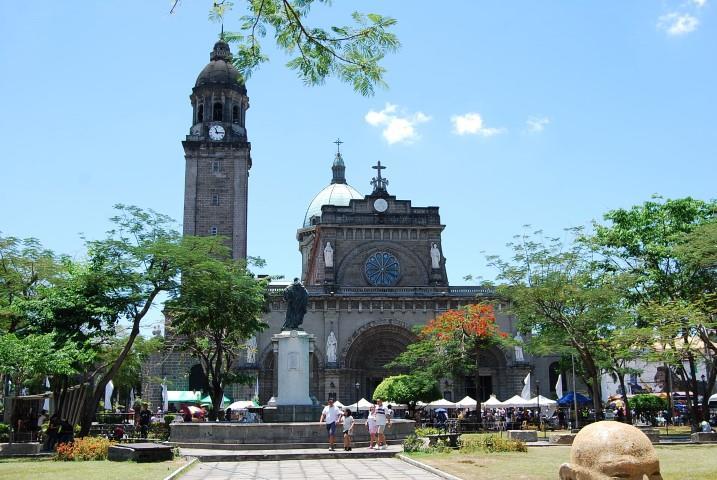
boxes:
[427,398,457,409]
[456,395,478,409]
[527,395,557,407]
[167,391,201,403]
[557,391,592,406]
[200,394,232,406]
[346,398,374,411]
[481,394,504,409]
[227,400,257,411]
[502,394,533,407]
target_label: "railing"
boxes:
[266,285,495,297]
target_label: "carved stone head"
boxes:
[559,421,662,480]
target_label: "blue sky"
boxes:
[1,1,715,332]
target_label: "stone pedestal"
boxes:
[272,330,314,406]
[691,432,717,443]
[507,430,538,442]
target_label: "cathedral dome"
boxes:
[195,40,246,93]
[303,183,363,228]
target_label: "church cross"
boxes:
[370,160,389,194]
[372,160,386,180]
[333,138,344,154]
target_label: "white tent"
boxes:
[501,394,533,407]
[427,398,457,409]
[456,395,478,410]
[227,400,255,411]
[332,400,345,409]
[346,397,374,411]
[480,394,504,409]
[525,395,558,408]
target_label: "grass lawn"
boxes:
[412,444,717,480]
[0,458,188,480]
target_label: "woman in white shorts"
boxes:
[366,405,378,449]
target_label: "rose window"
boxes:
[364,251,400,286]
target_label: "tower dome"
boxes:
[195,39,246,94]
[303,151,362,227]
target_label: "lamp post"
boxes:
[536,379,542,437]
[355,381,360,412]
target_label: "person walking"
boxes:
[139,402,152,439]
[342,408,355,451]
[366,405,378,449]
[319,398,342,451]
[374,398,391,450]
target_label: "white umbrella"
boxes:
[480,394,504,409]
[521,373,531,399]
[42,377,50,412]
[456,395,478,410]
[227,400,255,410]
[428,398,457,409]
[104,380,114,411]
[161,380,168,412]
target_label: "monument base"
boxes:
[262,405,324,423]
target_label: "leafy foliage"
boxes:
[165,251,269,413]
[372,374,440,414]
[205,0,400,96]
[54,437,113,461]
[461,434,527,453]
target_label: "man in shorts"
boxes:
[374,398,391,449]
[320,398,342,451]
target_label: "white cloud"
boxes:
[450,113,505,137]
[692,0,707,8]
[526,116,550,133]
[364,103,431,144]
[658,12,700,35]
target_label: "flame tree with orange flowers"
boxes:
[390,303,508,423]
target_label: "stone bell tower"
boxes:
[182,37,251,259]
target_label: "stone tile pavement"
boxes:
[180,458,445,479]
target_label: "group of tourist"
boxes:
[319,398,392,452]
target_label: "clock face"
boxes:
[373,198,388,213]
[208,125,225,141]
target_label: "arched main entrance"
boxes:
[341,322,416,402]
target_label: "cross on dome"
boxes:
[333,138,343,154]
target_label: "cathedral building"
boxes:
[143,39,558,408]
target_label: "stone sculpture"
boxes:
[324,242,334,268]
[326,331,337,363]
[430,243,441,269]
[514,332,525,362]
[282,278,309,330]
[245,336,257,364]
[558,421,662,480]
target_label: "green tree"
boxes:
[102,334,162,409]
[0,333,88,392]
[390,304,507,422]
[0,235,63,334]
[165,248,269,414]
[176,0,400,96]
[592,196,717,429]
[630,394,667,426]
[488,229,634,417]
[372,374,441,419]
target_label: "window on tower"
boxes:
[213,102,223,121]
[197,104,204,123]
[210,226,218,236]
[212,160,221,174]
[212,193,220,206]
[232,105,239,123]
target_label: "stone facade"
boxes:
[141,39,557,411]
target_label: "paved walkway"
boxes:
[181,458,444,479]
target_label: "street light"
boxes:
[536,379,542,437]
[355,381,360,410]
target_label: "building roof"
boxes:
[303,182,363,227]
[195,40,246,93]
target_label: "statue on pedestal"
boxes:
[282,278,309,330]
[245,336,257,364]
[514,332,525,362]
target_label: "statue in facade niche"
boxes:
[326,331,337,363]
[282,278,309,330]
[514,332,525,362]
[559,421,662,480]
[245,336,257,364]
[430,243,441,269]
[324,242,334,268]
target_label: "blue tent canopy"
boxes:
[557,391,592,406]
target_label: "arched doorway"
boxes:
[188,364,208,393]
[341,322,416,402]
